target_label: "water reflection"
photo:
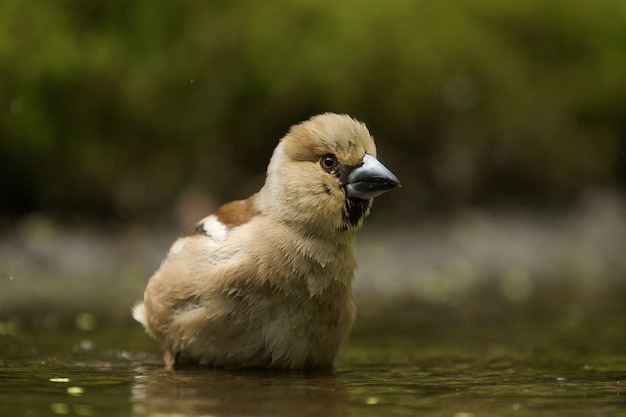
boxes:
[131,365,351,417]
[1,319,624,417]
[129,358,626,417]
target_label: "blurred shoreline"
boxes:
[1,189,624,326]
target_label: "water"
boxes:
[2,202,625,415]
[1,306,624,417]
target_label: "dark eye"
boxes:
[320,154,338,172]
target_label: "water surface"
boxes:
[1,306,624,416]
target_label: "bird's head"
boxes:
[256,113,400,236]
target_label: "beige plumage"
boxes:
[133,113,400,369]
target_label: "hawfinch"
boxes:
[133,113,400,369]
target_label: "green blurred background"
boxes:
[1,1,625,323]
[2,0,624,223]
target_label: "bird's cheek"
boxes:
[324,184,348,215]
[320,178,344,200]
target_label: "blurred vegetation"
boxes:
[1,0,625,223]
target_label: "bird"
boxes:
[133,113,400,370]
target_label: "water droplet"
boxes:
[50,403,70,414]
[67,386,85,396]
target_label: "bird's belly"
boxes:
[172,288,355,369]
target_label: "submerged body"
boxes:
[133,113,399,369]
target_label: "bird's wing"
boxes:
[194,195,258,238]
[139,195,262,344]
[140,224,285,366]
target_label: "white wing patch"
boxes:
[196,214,229,240]
[171,239,186,254]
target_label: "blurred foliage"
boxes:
[1,0,625,221]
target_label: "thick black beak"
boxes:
[346,154,400,200]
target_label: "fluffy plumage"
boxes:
[133,113,399,369]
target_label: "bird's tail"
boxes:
[132,302,147,327]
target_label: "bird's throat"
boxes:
[342,197,371,229]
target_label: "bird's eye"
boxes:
[320,154,338,172]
